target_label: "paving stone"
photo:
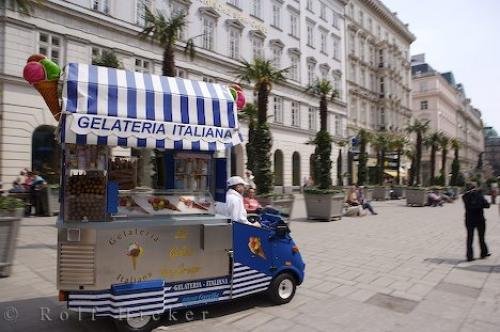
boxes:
[365,293,419,314]
[434,281,482,299]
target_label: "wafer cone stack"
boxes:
[34,80,60,120]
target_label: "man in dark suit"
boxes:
[462,183,491,261]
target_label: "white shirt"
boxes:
[225,189,250,225]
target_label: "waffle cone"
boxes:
[34,80,60,120]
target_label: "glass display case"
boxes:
[174,153,210,191]
[63,144,108,222]
[114,190,215,219]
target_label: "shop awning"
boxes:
[60,63,242,151]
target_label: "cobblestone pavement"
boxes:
[1,197,499,332]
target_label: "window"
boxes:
[291,102,300,127]
[252,0,261,18]
[419,82,428,92]
[227,0,239,7]
[176,68,187,78]
[252,37,264,60]
[38,32,61,66]
[367,17,373,33]
[272,2,281,28]
[348,31,355,55]
[136,0,151,26]
[379,77,385,94]
[332,36,340,60]
[290,12,299,37]
[369,73,375,91]
[348,3,354,17]
[306,0,313,12]
[135,58,151,73]
[289,54,300,81]
[306,23,314,47]
[93,0,109,14]
[320,2,326,20]
[358,10,364,27]
[335,115,342,136]
[320,30,327,54]
[320,67,328,79]
[359,38,365,61]
[202,76,216,83]
[201,16,215,50]
[360,102,367,124]
[420,100,428,110]
[170,1,188,40]
[308,107,316,130]
[307,62,315,85]
[350,97,357,122]
[229,28,240,59]
[271,46,282,68]
[332,12,339,28]
[273,96,283,123]
[360,69,366,88]
[378,49,384,67]
[350,63,356,81]
[332,74,342,97]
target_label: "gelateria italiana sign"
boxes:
[198,0,268,34]
[67,113,236,144]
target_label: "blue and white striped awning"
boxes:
[60,63,242,151]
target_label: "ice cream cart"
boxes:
[48,63,305,331]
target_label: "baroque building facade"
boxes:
[0,0,348,189]
[411,54,485,185]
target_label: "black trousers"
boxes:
[466,220,488,260]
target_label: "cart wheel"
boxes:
[114,315,159,332]
[267,273,296,305]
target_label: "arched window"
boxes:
[292,152,301,186]
[32,125,60,184]
[309,154,316,184]
[274,149,284,186]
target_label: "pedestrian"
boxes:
[427,190,443,207]
[356,185,377,215]
[243,188,262,214]
[462,182,491,262]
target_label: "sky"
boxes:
[383,0,500,131]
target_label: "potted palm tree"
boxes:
[438,134,450,186]
[424,131,442,186]
[141,9,196,187]
[371,131,391,201]
[449,138,463,195]
[0,196,24,277]
[303,79,344,221]
[405,120,430,206]
[238,103,258,174]
[236,59,293,213]
[390,133,408,198]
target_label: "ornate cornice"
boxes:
[359,0,416,43]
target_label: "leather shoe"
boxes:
[480,253,492,259]
[466,257,475,262]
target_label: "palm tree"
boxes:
[371,131,392,185]
[449,138,461,186]
[424,131,441,185]
[337,140,347,186]
[238,103,258,173]
[236,58,287,194]
[92,50,121,68]
[405,148,416,186]
[357,129,372,185]
[438,134,450,186]
[140,8,195,77]
[406,119,430,186]
[390,134,408,185]
[2,0,36,15]
[305,79,338,189]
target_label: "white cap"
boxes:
[227,176,248,187]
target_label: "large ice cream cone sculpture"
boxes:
[248,237,266,259]
[34,80,60,120]
[23,54,62,121]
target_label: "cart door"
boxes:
[231,223,274,298]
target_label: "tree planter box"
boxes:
[47,186,60,216]
[372,187,390,201]
[406,189,428,207]
[0,212,23,277]
[257,194,295,219]
[304,192,344,221]
[392,187,406,199]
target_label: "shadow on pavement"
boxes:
[0,294,272,331]
[457,264,500,273]
[424,257,464,265]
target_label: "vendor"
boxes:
[225,176,259,226]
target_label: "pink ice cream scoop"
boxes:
[23,61,46,84]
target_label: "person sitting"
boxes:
[243,188,262,214]
[225,176,260,227]
[428,191,443,207]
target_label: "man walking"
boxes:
[462,183,491,262]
